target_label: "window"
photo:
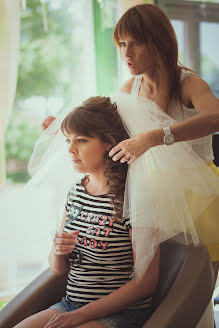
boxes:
[1,0,96,304]
[200,22,219,97]
[171,20,185,63]
[5,0,96,184]
[159,0,219,97]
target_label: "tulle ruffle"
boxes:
[113,92,219,278]
[1,92,219,280]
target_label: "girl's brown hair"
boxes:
[61,96,129,221]
[114,4,184,110]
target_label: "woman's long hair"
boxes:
[114,3,184,110]
[61,96,129,221]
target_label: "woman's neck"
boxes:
[84,173,109,196]
[141,69,159,99]
[140,70,168,107]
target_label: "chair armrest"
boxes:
[0,268,67,328]
[143,242,214,328]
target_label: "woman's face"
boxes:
[119,36,155,75]
[66,132,110,175]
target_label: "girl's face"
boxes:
[66,132,111,175]
[119,36,155,75]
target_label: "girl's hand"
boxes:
[41,115,56,131]
[44,312,75,328]
[109,132,151,164]
[53,231,79,256]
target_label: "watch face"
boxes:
[164,134,175,145]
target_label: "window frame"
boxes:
[157,0,219,74]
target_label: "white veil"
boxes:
[2,91,219,279]
[0,104,81,267]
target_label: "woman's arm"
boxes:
[48,211,79,276]
[109,76,219,164]
[45,229,160,327]
[148,75,219,147]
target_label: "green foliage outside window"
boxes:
[5,111,41,183]
[6,0,80,183]
[17,0,76,101]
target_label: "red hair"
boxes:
[114,4,184,109]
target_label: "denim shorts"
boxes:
[50,297,151,328]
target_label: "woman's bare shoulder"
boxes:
[180,72,218,111]
[181,74,210,106]
[120,77,134,94]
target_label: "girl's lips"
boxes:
[127,62,135,68]
[72,159,80,163]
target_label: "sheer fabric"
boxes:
[113,92,219,278]
[2,92,219,279]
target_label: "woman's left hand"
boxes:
[44,312,76,328]
[109,132,150,164]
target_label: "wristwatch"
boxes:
[163,127,175,145]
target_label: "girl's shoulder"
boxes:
[120,77,135,94]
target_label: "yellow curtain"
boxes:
[0,0,20,186]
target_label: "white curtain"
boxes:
[0,0,20,186]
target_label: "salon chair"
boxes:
[0,233,214,328]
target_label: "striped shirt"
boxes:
[64,183,151,309]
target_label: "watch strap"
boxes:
[163,126,172,136]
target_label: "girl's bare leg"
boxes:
[13,309,104,328]
[13,309,58,328]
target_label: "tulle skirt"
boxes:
[114,92,219,277]
[1,92,219,279]
[193,161,219,261]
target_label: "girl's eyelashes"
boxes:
[65,138,87,144]
[77,138,87,143]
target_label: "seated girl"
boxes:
[14,96,159,328]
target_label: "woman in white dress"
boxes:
[110,3,219,284]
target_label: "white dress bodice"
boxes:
[131,70,214,163]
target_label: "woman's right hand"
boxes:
[41,115,56,131]
[52,231,79,256]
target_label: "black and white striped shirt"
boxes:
[64,183,151,309]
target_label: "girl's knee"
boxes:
[13,309,58,328]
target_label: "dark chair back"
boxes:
[144,234,214,328]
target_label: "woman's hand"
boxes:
[44,312,75,328]
[109,132,153,164]
[53,230,79,256]
[41,115,56,131]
